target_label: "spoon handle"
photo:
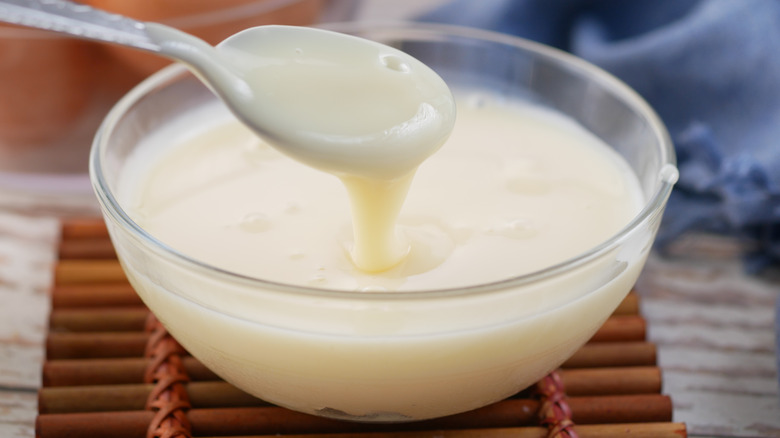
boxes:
[0,0,160,52]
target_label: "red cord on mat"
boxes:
[537,371,579,438]
[144,314,192,438]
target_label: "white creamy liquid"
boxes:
[121,94,643,292]
[145,24,456,271]
[114,89,652,421]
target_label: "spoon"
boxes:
[0,0,456,180]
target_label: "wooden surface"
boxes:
[0,213,59,438]
[39,226,679,437]
[1,212,779,437]
[638,235,780,437]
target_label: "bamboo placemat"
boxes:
[37,218,688,438]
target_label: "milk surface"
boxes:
[121,93,642,291]
[113,89,652,420]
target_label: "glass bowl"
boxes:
[90,22,677,422]
[0,0,352,213]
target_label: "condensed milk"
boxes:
[93,24,674,422]
[120,94,642,291]
[144,24,456,271]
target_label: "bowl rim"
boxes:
[162,0,317,29]
[90,21,678,301]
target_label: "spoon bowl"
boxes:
[147,23,456,179]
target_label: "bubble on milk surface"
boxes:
[288,249,306,261]
[486,218,540,239]
[238,212,272,233]
[308,274,328,286]
[284,202,301,215]
[380,54,411,73]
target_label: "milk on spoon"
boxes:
[144,23,456,272]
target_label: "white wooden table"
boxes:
[0,212,59,438]
[638,235,780,437]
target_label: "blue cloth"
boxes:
[420,0,780,272]
[421,0,780,396]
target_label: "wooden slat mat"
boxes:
[37,218,687,438]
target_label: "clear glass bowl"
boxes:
[0,0,352,213]
[90,22,677,422]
